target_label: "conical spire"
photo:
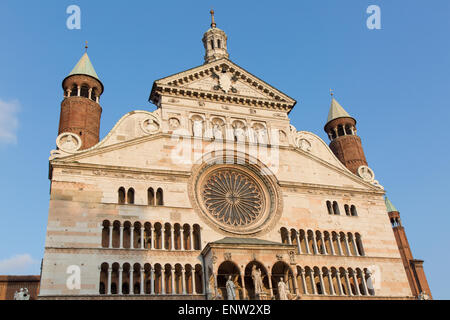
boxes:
[385,197,398,213]
[68,52,100,81]
[327,97,352,124]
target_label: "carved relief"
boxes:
[224,252,232,261]
[56,133,82,153]
[295,137,312,152]
[168,117,181,130]
[140,117,160,134]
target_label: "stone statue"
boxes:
[226,276,236,300]
[256,128,267,144]
[213,123,223,140]
[277,278,289,300]
[14,288,30,300]
[193,120,203,137]
[234,124,246,142]
[251,266,264,297]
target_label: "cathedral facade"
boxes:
[39,12,431,300]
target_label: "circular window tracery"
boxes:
[190,161,282,236]
[202,170,264,226]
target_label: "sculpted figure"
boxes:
[193,119,203,137]
[234,126,245,142]
[257,128,267,144]
[278,277,289,300]
[226,276,236,300]
[251,266,264,296]
[61,135,77,151]
[213,123,223,140]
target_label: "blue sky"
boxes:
[0,0,448,299]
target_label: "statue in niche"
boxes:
[226,276,236,300]
[256,127,267,144]
[251,265,264,297]
[233,123,246,142]
[213,123,223,140]
[277,278,289,300]
[192,119,203,137]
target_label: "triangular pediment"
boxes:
[150,59,296,111]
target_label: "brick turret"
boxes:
[385,197,432,299]
[59,50,103,150]
[324,96,367,175]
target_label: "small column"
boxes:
[292,274,300,296]
[337,235,344,255]
[327,272,336,295]
[320,234,328,255]
[77,85,81,96]
[182,268,186,295]
[344,235,351,256]
[140,226,145,249]
[129,268,134,295]
[360,272,369,296]
[318,271,326,295]
[109,226,113,248]
[351,236,360,256]
[300,270,308,295]
[96,96,99,103]
[305,236,311,254]
[119,226,124,249]
[140,268,145,295]
[288,232,292,245]
[118,267,123,295]
[181,228,185,250]
[161,270,166,295]
[171,267,175,294]
[191,270,195,294]
[130,226,134,249]
[240,272,247,299]
[329,236,336,255]
[88,88,92,100]
[268,272,274,298]
[213,271,218,297]
[310,271,317,295]
[336,272,343,295]
[151,227,155,250]
[170,228,175,250]
[352,272,361,296]
[344,271,353,296]
[67,89,72,97]
[312,235,319,254]
[150,267,155,295]
[107,267,112,295]
[189,229,193,250]
[295,232,302,254]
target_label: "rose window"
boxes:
[202,169,264,227]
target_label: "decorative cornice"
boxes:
[150,59,296,112]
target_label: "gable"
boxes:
[149,59,296,112]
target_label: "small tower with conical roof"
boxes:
[59,45,104,150]
[324,94,367,175]
[385,197,432,299]
[202,10,229,64]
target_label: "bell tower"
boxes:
[386,197,432,299]
[324,93,367,175]
[59,44,104,150]
[202,10,229,64]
